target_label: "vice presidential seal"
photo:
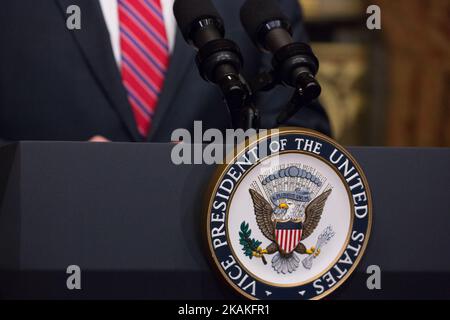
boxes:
[205,129,372,300]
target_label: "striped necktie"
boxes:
[118,0,169,137]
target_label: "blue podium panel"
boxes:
[0,142,449,299]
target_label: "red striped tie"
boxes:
[118,0,169,137]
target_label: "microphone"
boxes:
[240,0,321,123]
[173,0,248,110]
[173,0,223,48]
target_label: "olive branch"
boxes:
[239,222,267,265]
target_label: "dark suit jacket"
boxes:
[0,0,330,142]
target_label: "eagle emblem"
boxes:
[206,130,373,300]
[239,165,333,274]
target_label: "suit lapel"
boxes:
[55,0,142,141]
[147,31,195,141]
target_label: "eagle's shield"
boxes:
[275,221,303,254]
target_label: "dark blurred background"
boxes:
[299,0,450,147]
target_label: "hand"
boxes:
[89,135,111,142]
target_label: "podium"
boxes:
[0,142,449,300]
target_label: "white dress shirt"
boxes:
[99,0,177,65]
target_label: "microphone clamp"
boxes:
[272,42,321,101]
[195,39,244,84]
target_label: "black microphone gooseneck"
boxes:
[173,0,257,129]
[240,0,322,124]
